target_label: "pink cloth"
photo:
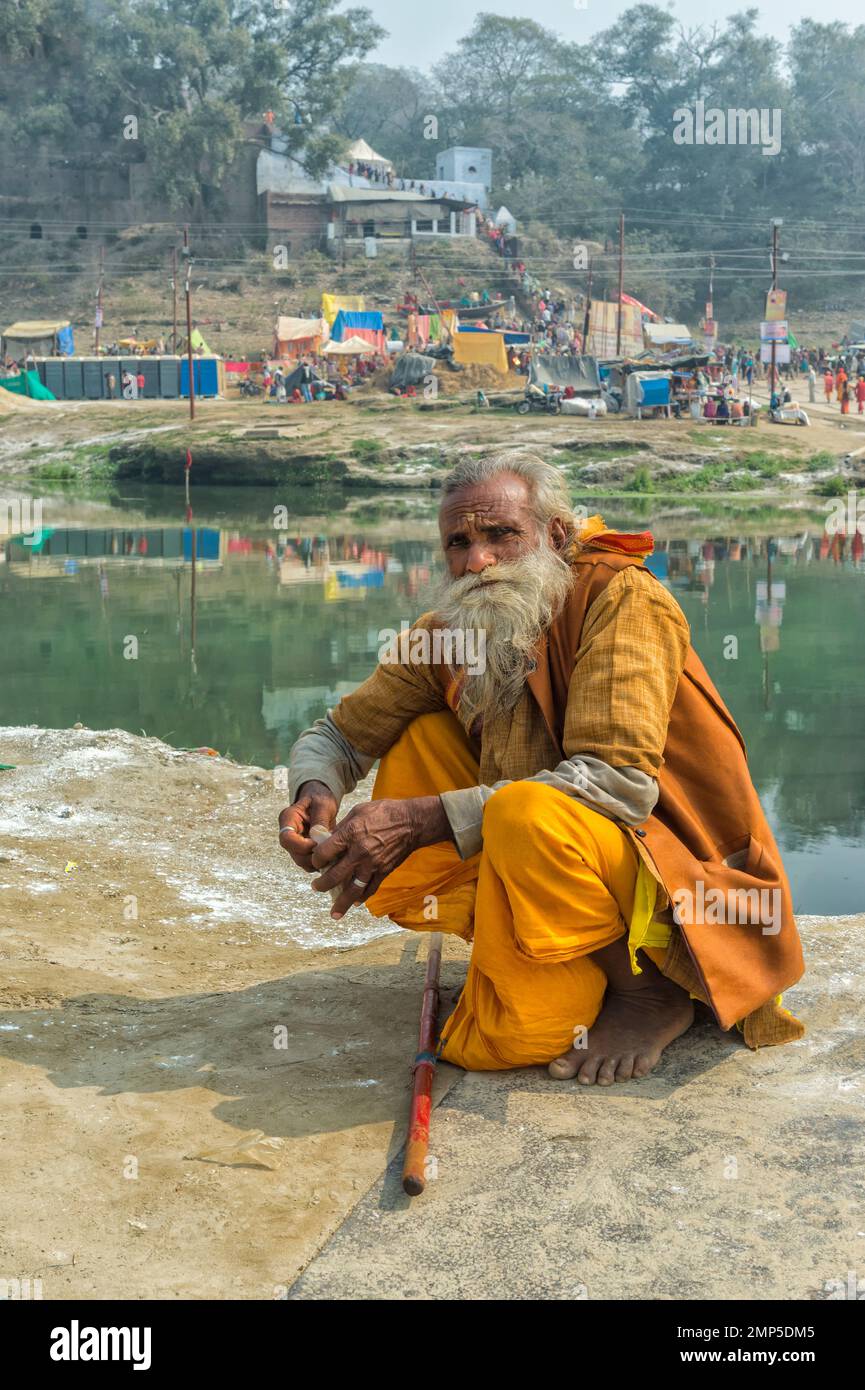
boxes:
[344,327,386,353]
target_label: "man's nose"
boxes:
[465,544,497,574]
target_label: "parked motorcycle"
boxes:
[516,385,561,415]
[240,378,262,398]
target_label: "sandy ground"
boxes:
[0,724,470,1300]
[0,725,861,1301]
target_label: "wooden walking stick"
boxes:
[402,932,444,1197]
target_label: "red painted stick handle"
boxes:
[402,932,443,1197]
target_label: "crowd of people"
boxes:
[260,350,382,405]
[346,160,454,201]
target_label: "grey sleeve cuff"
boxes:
[530,757,658,826]
[288,711,376,805]
[439,758,657,861]
[439,785,496,860]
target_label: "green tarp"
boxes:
[0,370,56,400]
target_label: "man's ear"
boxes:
[549,518,568,550]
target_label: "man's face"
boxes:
[439,475,546,578]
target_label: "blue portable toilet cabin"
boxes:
[180,357,223,398]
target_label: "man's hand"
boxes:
[310,795,453,920]
[278,780,339,871]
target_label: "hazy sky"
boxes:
[367,0,862,69]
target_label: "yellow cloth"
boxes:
[365,709,670,1070]
[451,330,509,374]
[321,293,365,326]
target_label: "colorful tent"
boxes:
[0,369,56,400]
[345,138,391,168]
[274,316,327,357]
[189,328,213,354]
[530,354,601,395]
[452,330,508,374]
[322,336,376,355]
[330,310,385,353]
[586,301,644,359]
[643,322,693,348]
[621,293,660,322]
[2,319,71,358]
[322,293,365,327]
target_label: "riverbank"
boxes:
[0,725,861,1300]
[2,390,864,495]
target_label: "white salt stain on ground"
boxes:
[0,726,397,950]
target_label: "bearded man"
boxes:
[279,453,804,1082]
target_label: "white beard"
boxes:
[430,543,573,727]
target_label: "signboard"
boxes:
[94,306,103,328]
[760,343,791,364]
[765,289,787,321]
[760,319,788,342]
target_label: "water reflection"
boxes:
[1,486,863,913]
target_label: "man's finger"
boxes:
[310,821,355,870]
[311,844,361,894]
[278,808,316,859]
[329,865,379,920]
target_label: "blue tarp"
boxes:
[457,327,530,345]
[56,326,75,356]
[330,310,384,342]
[644,551,670,580]
[335,569,384,589]
[638,375,671,406]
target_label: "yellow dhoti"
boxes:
[366,710,669,1070]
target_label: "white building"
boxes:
[435,147,493,195]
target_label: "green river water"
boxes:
[2,482,863,915]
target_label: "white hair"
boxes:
[440,451,578,545]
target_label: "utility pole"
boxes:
[582,258,593,351]
[615,212,625,356]
[182,226,195,422]
[171,246,178,355]
[769,219,782,395]
[95,245,104,354]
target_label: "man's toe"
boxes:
[615,1054,635,1081]
[576,1054,602,1085]
[595,1057,618,1086]
[548,1050,580,1080]
[632,1052,655,1078]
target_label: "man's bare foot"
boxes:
[548,937,694,1085]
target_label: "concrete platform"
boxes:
[290,916,865,1301]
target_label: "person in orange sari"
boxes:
[280,454,804,1082]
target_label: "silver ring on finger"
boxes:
[352,876,369,889]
